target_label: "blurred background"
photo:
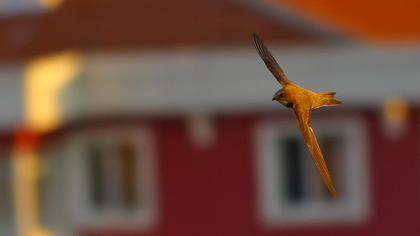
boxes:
[0,0,419,235]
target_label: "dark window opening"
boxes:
[86,138,141,211]
[279,133,344,203]
[280,137,303,203]
[319,134,344,200]
[88,143,106,208]
[119,140,139,208]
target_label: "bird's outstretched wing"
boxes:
[252,33,290,86]
[293,105,337,197]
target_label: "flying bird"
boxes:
[252,33,342,197]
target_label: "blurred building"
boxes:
[0,0,419,236]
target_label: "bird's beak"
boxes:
[272,89,282,101]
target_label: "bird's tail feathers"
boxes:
[314,92,343,109]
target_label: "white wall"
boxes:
[0,65,23,131]
[60,47,420,121]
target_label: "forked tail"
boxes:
[313,92,343,109]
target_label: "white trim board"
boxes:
[58,47,420,120]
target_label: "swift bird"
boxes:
[252,33,342,197]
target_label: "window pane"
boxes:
[87,143,105,208]
[319,134,345,199]
[118,140,138,209]
[87,138,141,210]
[280,136,304,204]
[279,133,345,203]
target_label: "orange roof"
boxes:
[271,0,420,44]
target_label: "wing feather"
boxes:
[293,105,337,197]
[252,33,290,86]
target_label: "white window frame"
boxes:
[65,126,158,231]
[255,116,370,227]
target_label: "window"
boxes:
[256,117,370,226]
[65,127,158,230]
[280,133,344,203]
[87,139,140,210]
[36,127,157,235]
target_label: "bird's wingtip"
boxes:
[329,186,338,198]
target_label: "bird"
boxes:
[252,33,342,197]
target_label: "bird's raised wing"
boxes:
[293,105,337,197]
[252,33,290,86]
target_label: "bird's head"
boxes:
[272,89,293,108]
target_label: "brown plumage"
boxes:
[253,33,342,197]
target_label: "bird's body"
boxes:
[281,83,339,109]
[253,33,342,197]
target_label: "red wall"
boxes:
[81,109,420,236]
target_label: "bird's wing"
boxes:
[293,105,337,197]
[252,33,290,86]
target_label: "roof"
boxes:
[272,0,420,44]
[0,0,328,62]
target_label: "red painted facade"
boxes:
[34,109,418,236]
